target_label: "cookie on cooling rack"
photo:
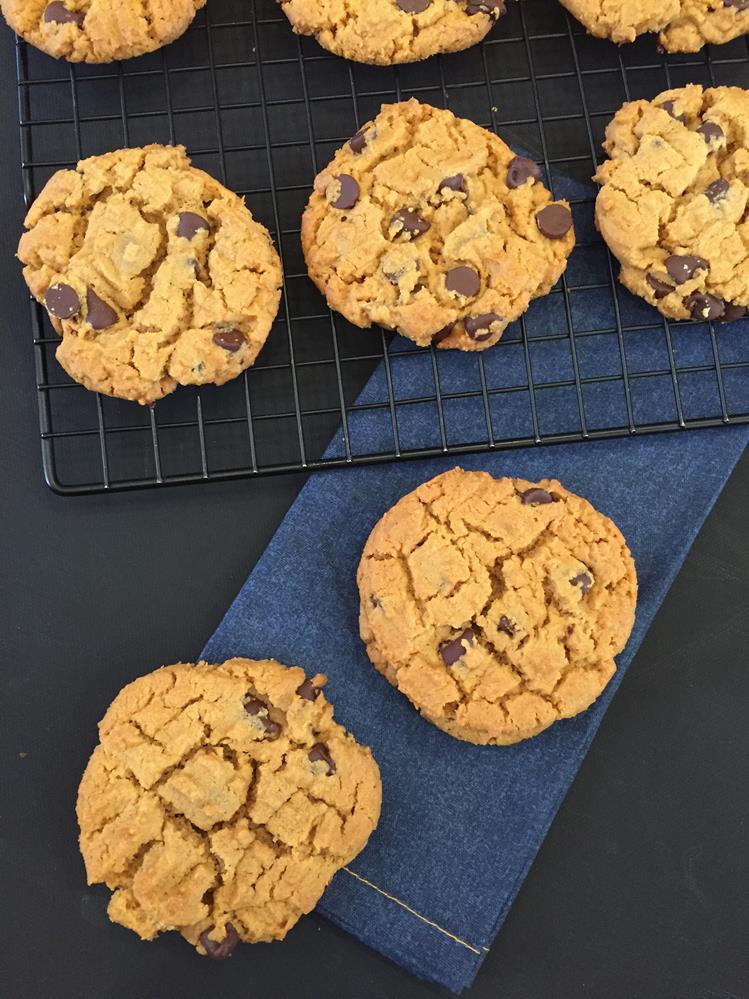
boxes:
[302,99,575,352]
[77,658,382,955]
[1,0,206,62]
[357,468,637,746]
[18,145,283,404]
[277,0,505,65]
[559,0,749,52]
[594,85,749,323]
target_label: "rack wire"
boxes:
[14,0,749,493]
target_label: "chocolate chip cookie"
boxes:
[76,658,382,956]
[594,85,749,323]
[1,0,205,62]
[559,0,749,53]
[18,145,283,404]
[302,100,575,351]
[277,0,504,65]
[357,468,637,745]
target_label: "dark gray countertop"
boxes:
[1,28,748,999]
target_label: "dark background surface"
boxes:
[1,27,748,999]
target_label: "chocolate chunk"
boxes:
[445,265,480,298]
[189,258,202,280]
[570,571,593,595]
[86,289,117,330]
[684,292,725,321]
[697,121,724,145]
[658,100,686,123]
[466,0,506,16]
[43,2,85,26]
[724,0,749,10]
[390,209,430,239]
[506,155,541,189]
[646,274,674,300]
[397,0,430,10]
[535,204,573,239]
[349,128,369,154]
[243,695,281,737]
[200,924,239,960]
[439,626,477,666]
[439,174,466,194]
[213,326,245,352]
[705,178,729,203]
[308,743,336,776]
[45,283,80,320]
[331,175,359,210]
[665,254,708,285]
[721,302,747,322]
[498,615,516,637]
[433,322,456,344]
[464,313,502,341]
[177,211,209,240]
[520,487,555,505]
[296,678,321,701]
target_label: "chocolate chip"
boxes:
[498,615,516,637]
[349,128,369,154]
[331,174,359,210]
[390,209,430,239]
[433,322,455,344]
[45,283,80,320]
[397,0,430,10]
[646,274,674,300]
[200,924,239,960]
[705,178,729,203]
[658,100,686,123]
[520,487,555,505]
[213,327,245,352]
[721,302,747,322]
[665,254,708,285]
[535,204,573,239]
[43,2,85,25]
[507,155,541,189]
[86,289,117,330]
[464,313,502,341]
[684,292,725,321]
[439,626,477,666]
[296,679,320,701]
[570,571,593,596]
[439,174,466,193]
[466,0,506,16]
[177,211,209,240]
[189,258,202,280]
[445,266,480,298]
[724,0,749,10]
[697,121,724,145]
[243,695,281,737]
[308,743,336,775]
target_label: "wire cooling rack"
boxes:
[14,0,749,493]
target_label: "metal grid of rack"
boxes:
[14,0,749,493]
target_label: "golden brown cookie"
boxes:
[18,145,283,404]
[76,658,382,957]
[357,469,637,746]
[1,0,205,62]
[594,85,749,324]
[302,100,575,352]
[559,0,749,53]
[277,0,504,65]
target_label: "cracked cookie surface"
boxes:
[559,0,749,53]
[277,0,504,65]
[302,100,575,352]
[357,468,637,745]
[1,0,205,62]
[76,658,382,956]
[18,145,282,404]
[594,85,749,323]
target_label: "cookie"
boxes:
[302,100,575,352]
[277,0,504,65]
[559,0,749,53]
[76,658,382,956]
[594,85,749,324]
[1,0,205,62]
[18,145,283,404]
[357,468,637,745]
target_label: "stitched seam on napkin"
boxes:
[343,867,489,954]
